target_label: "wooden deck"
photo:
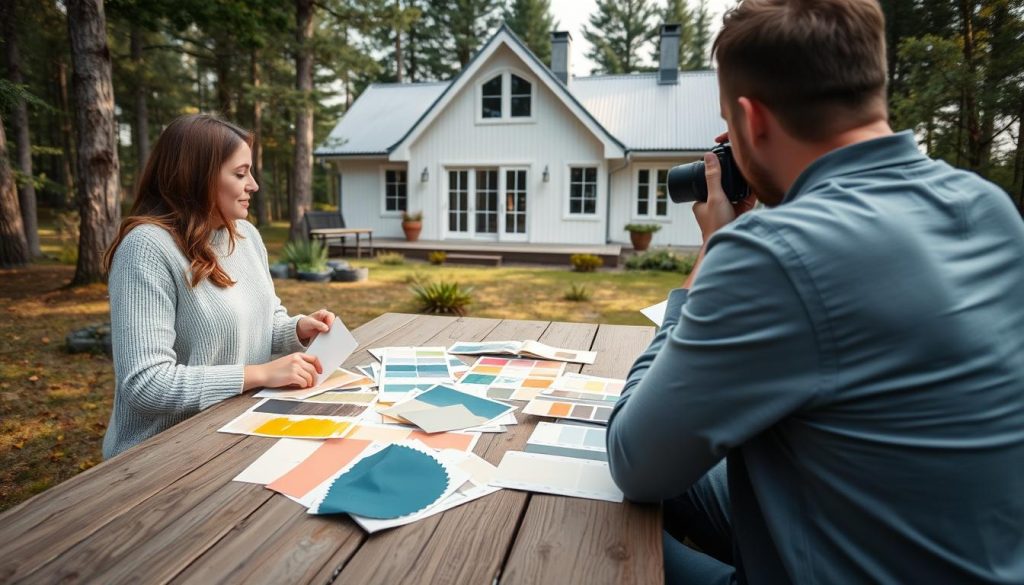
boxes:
[335,239,623,266]
[0,313,662,585]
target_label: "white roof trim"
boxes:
[388,27,625,161]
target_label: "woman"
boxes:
[102,113,336,458]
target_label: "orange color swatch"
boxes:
[268,439,371,498]
[410,430,476,451]
[522,378,553,389]
[549,402,572,417]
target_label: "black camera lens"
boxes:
[666,142,750,204]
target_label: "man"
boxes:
[606,1,1024,583]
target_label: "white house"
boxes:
[315,24,725,250]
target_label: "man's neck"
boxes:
[779,119,894,195]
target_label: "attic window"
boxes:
[510,74,531,117]
[482,75,503,118]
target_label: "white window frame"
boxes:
[439,161,532,241]
[632,166,672,221]
[475,68,536,125]
[563,161,602,221]
[380,165,408,218]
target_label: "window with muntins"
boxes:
[510,74,531,117]
[482,75,502,119]
[385,169,407,212]
[569,167,598,215]
[636,168,669,218]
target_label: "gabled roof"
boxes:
[315,26,723,159]
[315,82,448,156]
[572,71,725,152]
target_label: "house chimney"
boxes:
[659,24,681,85]
[551,31,572,85]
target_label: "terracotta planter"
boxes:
[629,231,654,252]
[402,221,422,242]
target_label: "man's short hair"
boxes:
[712,0,888,141]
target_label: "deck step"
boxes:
[445,253,502,266]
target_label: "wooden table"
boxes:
[310,227,374,259]
[0,313,662,585]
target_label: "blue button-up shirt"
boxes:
[608,132,1024,583]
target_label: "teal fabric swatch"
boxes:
[415,385,509,419]
[315,444,450,519]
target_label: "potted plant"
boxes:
[625,223,662,252]
[282,240,332,282]
[402,210,423,242]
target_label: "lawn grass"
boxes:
[0,218,687,512]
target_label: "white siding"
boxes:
[608,157,703,248]
[407,46,608,244]
[333,160,407,239]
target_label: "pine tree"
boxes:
[582,0,660,74]
[421,0,502,79]
[505,0,557,65]
[684,0,711,69]
[653,0,696,70]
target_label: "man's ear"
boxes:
[737,96,768,144]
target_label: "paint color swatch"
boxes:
[522,396,613,425]
[219,409,356,439]
[525,422,608,462]
[548,373,625,398]
[448,340,597,365]
[382,385,515,433]
[305,318,359,386]
[233,438,323,486]
[458,357,565,395]
[302,391,378,405]
[268,438,373,500]
[378,347,454,402]
[493,450,623,503]
[252,398,370,419]
[346,423,480,452]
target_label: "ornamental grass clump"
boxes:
[410,280,473,316]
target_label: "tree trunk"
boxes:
[130,25,150,185]
[67,0,121,285]
[1014,98,1024,214]
[58,57,76,210]
[290,0,315,242]
[0,114,30,267]
[3,2,41,257]
[250,48,270,227]
[214,35,233,118]
[959,0,983,170]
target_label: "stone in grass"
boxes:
[66,324,113,356]
[332,267,369,282]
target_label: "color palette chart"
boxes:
[378,347,454,402]
[542,373,625,405]
[525,422,608,462]
[522,396,614,425]
[457,357,565,396]
[493,450,623,503]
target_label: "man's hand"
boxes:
[692,132,757,244]
[296,308,336,345]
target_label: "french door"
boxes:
[446,167,528,240]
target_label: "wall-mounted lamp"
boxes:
[542,165,550,182]
[421,167,429,182]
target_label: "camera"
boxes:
[667,142,750,203]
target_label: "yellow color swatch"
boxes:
[254,417,351,438]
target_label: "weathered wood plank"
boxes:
[0,312,416,583]
[331,321,601,585]
[499,323,662,585]
[167,315,503,585]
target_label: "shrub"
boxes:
[401,210,423,223]
[410,280,473,316]
[404,268,428,285]
[428,251,447,265]
[625,249,697,273]
[376,251,406,265]
[624,223,663,234]
[569,253,603,272]
[563,283,591,302]
[281,239,328,272]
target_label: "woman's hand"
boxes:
[243,353,323,391]
[296,308,336,345]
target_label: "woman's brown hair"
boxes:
[104,113,252,288]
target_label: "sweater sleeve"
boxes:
[109,230,245,416]
[607,219,826,502]
[245,221,306,355]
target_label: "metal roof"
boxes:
[314,82,448,156]
[315,57,724,156]
[570,71,725,152]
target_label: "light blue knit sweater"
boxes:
[103,220,305,458]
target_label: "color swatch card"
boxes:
[522,395,614,425]
[381,384,515,433]
[449,340,597,365]
[233,438,324,485]
[493,450,623,503]
[542,373,626,405]
[345,422,480,452]
[641,300,668,327]
[457,357,565,396]
[218,399,361,439]
[357,364,380,385]
[301,390,378,406]
[306,318,359,386]
[369,347,467,375]
[525,422,608,462]
[378,347,454,403]
[254,367,371,400]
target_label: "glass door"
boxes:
[447,170,469,235]
[502,168,528,241]
[474,170,499,238]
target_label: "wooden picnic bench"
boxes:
[304,211,375,258]
[0,313,661,585]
